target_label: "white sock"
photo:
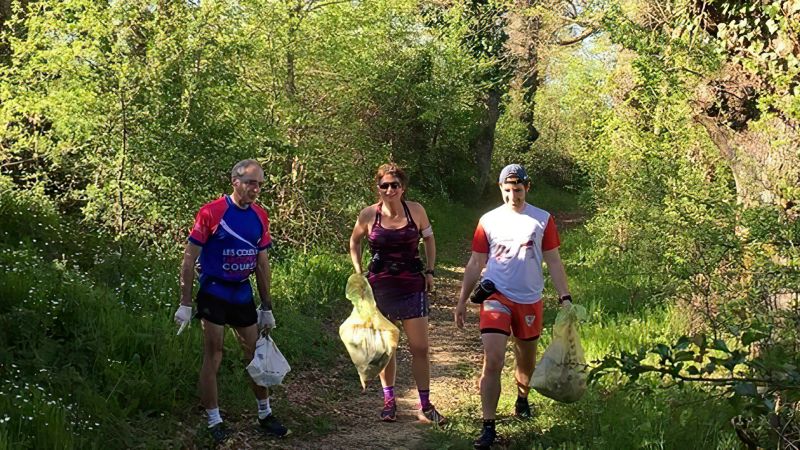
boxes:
[257,398,272,419]
[206,407,223,428]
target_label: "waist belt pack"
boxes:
[470,279,497,304]
[368,256,423,275]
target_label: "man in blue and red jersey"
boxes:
[173,159,289,443]
[454,164,573,450]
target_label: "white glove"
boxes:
[174,305,192,335]
[561,299,572,308]
[258,309,276,330]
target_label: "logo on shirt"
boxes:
[493,236,536,261]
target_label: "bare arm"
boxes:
[455,251,488,328]
[458,251,488,305]
[543,247,570,299]
[410,202,436,290]
[179,243,202,306]
[422,234,435,270]
[255,250,272,310]
[349,207,371,274]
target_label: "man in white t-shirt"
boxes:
[454,164,572,449]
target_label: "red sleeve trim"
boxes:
[252,203,272,250]
[187,197,227,246]
[541,215,561,251]
[472,222,489,253]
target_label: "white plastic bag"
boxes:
[246,335,291,387]
[530,303,588,403]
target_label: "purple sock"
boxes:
[383,386,395,403]
[418,389,431,409]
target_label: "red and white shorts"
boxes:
[479,292,543,341]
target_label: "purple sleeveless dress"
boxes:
[367,201,428,321]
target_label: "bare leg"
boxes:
[200,320,225,409]
[479,333,508,420]
[402,316,430,391]
[513,337,538,397]
[233,324,268,401]
[379,351,397,388]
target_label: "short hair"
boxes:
[374,163,408,188]
[231,159,262,179]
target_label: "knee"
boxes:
[203,343,223,362]
[408,342,429,360]
[483,353,505,374]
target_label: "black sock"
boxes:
[517,395,528,403]
[482,419,496,430]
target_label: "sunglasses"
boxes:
[377,181,401,190]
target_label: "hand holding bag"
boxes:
[530,303,588,403]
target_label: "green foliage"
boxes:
[426,225,741,449]
[576,1,800,446]
[672,0,800,120]
[0,0,488,250]
[0,191,351,448]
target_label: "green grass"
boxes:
[0,183,744,448]
[0,189,353,448]
[425,196,487,266]
[422,186,741,450]
[526,180,582,213]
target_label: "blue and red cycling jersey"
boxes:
[187,195,272,304]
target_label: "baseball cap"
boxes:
[498,164,529,184]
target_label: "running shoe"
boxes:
[514,396,532,419]
[418,404,446,426]
[473,425,496,449]
[208,422,232,444]
[381,399,397,422]
[258,414,290,437]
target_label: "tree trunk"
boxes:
[286,51,296,98]
[506,0,541,151]
[472,87,502,194]
[693,66,800,217]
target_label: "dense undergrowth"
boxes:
[0,180,783,449]
[424,188,743,450]
[0,187,352,448]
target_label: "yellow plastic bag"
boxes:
[530,303,588,403]
[338,274,400,389]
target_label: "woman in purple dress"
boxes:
[349,163,445,425]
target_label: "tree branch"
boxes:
[305,0,350,13]
[555,27,596,45]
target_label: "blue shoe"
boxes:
[208,422,232,443]
[473,425,496,449]
[514,397,532,419]
[258,414,290,437]
[418,404,446,426]
[381,399,397,422]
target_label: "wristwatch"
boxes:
[424,269,435,276]
[559,294,573,305]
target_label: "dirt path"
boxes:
[205,211,586,449]
[297,265,482,450]
[199,263,481,450]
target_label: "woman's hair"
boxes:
[374,163,408,200]
[374,163,408,187]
